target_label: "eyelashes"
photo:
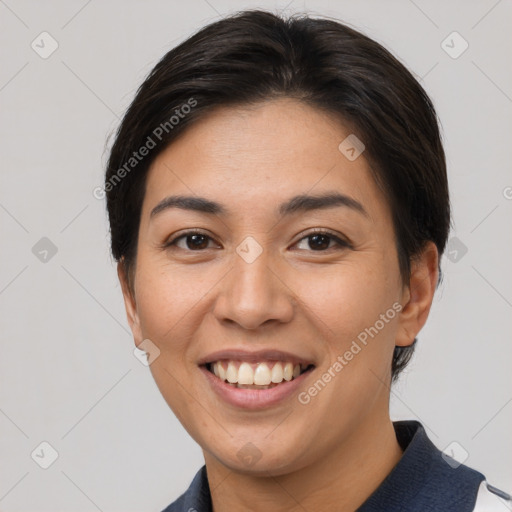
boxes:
[164,230,217,251]
[162,228,353,253]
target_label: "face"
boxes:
[119,98,433,476]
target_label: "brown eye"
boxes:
[306,233,331,250]
[182,234,210,250]
[294,230,351,251]
[165,231,217,251]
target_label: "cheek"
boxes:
[296,260,399,342]
[296,262,399,423]
[133,258,211,351]
[294,259,401,408]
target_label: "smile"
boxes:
[200,358,316,409]
[206,360,314,389]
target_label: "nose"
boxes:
[212,245,295,330]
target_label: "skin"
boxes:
[118,98,438,511]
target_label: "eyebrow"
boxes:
[149,191,368,219]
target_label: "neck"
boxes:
[204,414,403,512]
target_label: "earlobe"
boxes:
[117,260,143,345]
[395,242,439,347]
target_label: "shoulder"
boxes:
[160,465,211,512]
[395,421,486,506]
[359,421,506,511]
[472,480,512,511]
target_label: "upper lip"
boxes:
[197,349,316,367]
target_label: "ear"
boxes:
[117,260,143,346]
[395,241,439,347]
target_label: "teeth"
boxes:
[210,360,306,386]
[218,363,226,381]
[271,363,283,383]
[226,361,238,383]
[238,362,253,385]
[283,362,293,381]
[254,363,271,385]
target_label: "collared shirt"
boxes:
[161,420,509,511]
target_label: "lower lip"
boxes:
[200,365,314,410]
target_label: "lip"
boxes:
[199,364,315,410]
[197,348,315,367]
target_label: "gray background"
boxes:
[1,0,511,510]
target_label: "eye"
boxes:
[293,229,351,251]
[164,230,219,251]
[163,229,351,253]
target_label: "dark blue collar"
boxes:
[358,420,484,511]
[162,420,485,512]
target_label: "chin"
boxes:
[208,436,310,477]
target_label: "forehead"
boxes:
[141,99,388,224]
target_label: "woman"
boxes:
[104,9,510,512]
